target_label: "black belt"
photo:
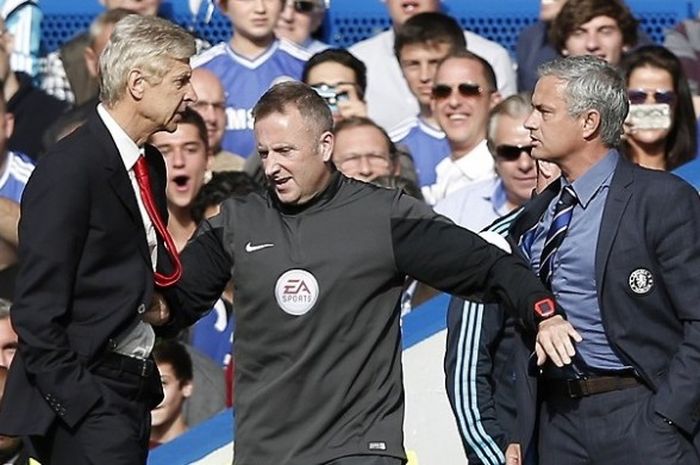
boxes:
[94,352,155,378]
[543,373,642,399]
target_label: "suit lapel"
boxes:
[595,157,634,295]
[87,110,151,264]
[510,178,560,242]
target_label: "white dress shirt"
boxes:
[421,139,496,205]
[97,103,157,359]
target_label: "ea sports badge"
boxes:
[275,269,319,316]
[628,268,654,294]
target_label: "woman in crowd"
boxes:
[620,45,697,170]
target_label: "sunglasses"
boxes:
[431,83,490,100]
[494,144,533,161]
[289,0,318,12]
[627,89,675,105]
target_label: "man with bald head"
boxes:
[190,67,244,172]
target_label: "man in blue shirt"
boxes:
[192,0,309,157]
[523,55,700,464]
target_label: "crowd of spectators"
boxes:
[0,0,699,459]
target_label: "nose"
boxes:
[280,1,294,21]
[263,153,280,178]
[0,350,10,368]
[585,33,600,52]
[419,62,431,83]
[523,110,537,131]
[518,151,535,172]
[170,149,186,168]
[448,87,461,108]
[254,0,266,12]
[358,155,373,178]
[185,81,198,105]
[199,103,217,124]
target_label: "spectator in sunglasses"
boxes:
[421,50,502,205]
[435,93,537,231]
[349,0,515,131]
[275,0,330,54]
[390,12,465,188]
[620,45,697,171]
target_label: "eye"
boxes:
[258,150,269,160]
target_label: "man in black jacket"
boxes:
[163,81,572,465]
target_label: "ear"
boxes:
[319,130,334,163]
[580,108,601,140]
[182,380,193,398]
[84,46,99,78]
[127,69,147,101]
[489,91,503,110]
[3,112,14,140]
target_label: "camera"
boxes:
[311,84,349,113]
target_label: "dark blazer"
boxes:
[510,156,700,437]
[0,109,173,436]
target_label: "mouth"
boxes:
[400,0,420,15]
[171,175,191,192]
[271,177,291,189]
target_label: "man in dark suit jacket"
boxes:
[0,15,198,465]
[522,55,700,464]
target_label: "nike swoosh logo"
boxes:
[245,242,274,253]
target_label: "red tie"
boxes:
[133,155,182,287]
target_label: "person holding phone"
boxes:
[301,48,368,124]
[620,45,697,171]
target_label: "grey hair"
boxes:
[0,298,10,320]
[99,15,196,106]
[538,55,629,147]
[487,92,533,154]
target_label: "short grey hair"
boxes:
[0,298,10,320]
[99,15,196,106]
[487,92,533,155]
[538,55,629,147]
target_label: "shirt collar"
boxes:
[97,103,143,172]
[489,179,510,216]
[566,149,619,209]
[452,139,495,180]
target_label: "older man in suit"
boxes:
[0,15,197,465]
[520,55,700,464]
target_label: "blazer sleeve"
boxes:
[11,151,102,428]
[649,180,700,434]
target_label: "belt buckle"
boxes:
[566,377,588,398]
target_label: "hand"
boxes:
[335,83,367,120]
[535,315,582,367]
[141,293,170,326]
[505,443,522,465]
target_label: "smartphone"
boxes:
[626,103,671,130]
[311,84,349,113]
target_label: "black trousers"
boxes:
[26,357,162,465]
[322,455,405,465]
[539,384,700,465]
